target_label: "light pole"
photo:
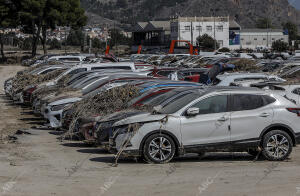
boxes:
[210,8,219,51]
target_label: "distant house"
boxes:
[171,16,231,49]
[132,21,171,50]
[240,29,289,50]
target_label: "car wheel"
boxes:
[262,130,292,161]
[143,133,176,164]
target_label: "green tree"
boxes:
[108,28,132,47]
[48,38,62,50]
[218,47,230,52]
[90,37,105,55]
[282,21,298,45]
[0,0,18,60]
[116,0,128,8]
[256,18,272,29]
[66,29,84,46]
[18,0,87,57]
[272,40,289,52]
[196,34,219,51]
[20,37,33,50]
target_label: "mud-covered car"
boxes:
[109,87,300,163]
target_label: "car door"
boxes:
[229,94,274,144]
[180,94,231,146]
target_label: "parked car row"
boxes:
[4,54,300,163]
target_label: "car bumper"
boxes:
[43,107,63,128]
[109,133,139,157]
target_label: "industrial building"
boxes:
[131,17,289,52]
[240,29,289,50]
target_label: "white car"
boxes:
[216,73,286,86]
[44,97,82,128]
[110,87,300,163]
[48,55,86,65]
[277,85,300,105]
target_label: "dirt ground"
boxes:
[1,65,300,196]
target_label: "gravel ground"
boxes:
[0,65,300,196]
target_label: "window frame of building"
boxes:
[217,40,223,47]
[216,25,223,32]
[184,26,191,31]
[206,26,212,32]
[196,25,202,32]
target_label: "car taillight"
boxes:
[287,108,300,116]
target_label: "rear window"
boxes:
[262,95,276,105]
[157,70,174,77]
[40,68,57,74]
[292,88,300,95]
[68,68,87,75]
[234,77,267,82]
[59,58,80,61]
[231,94,265,111]
[91,66,132,70]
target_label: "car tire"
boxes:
[262,130,293,161]
[143,133,176,164]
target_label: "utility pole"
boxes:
[114,22,117,54]
[214,16,216,51]
[89,35,92,54]
[210,8,218,51]
[191,21,193,46]
[64,27,67,55]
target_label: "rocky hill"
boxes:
[81,0,300,28]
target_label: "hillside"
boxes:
[81,0,300,28]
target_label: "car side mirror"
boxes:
[152,105,162,114]
[186,107,200,116]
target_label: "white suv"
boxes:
[110,87,300,163]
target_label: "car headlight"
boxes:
[113,123,143,136]
[51,103,70,111]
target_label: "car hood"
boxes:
[97,109,146,123]
[113,113,167,127]
[47,90,82,103]
[49,97,82,106]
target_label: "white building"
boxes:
[170,16,231,49]
[240,29,289,50]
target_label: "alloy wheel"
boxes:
[266,134,289,159]
[148,136,172,161]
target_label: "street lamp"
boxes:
[210,8,219,51]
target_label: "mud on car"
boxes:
[109,87,300,163]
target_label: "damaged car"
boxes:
[109,87,300,163]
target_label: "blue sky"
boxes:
[289,0,300,9]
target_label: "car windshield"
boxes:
[137,90,171,105]
[145,90,183,106]
[157,92,200,114]
[82,77,109,95]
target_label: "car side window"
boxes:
[292,88,300,95]
[231,94,264,111]
[69,68,87,75]
[262,95,276,105]
[40,68,57,75]
[190,95,228,115]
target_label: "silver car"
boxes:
[110,87,300,163]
